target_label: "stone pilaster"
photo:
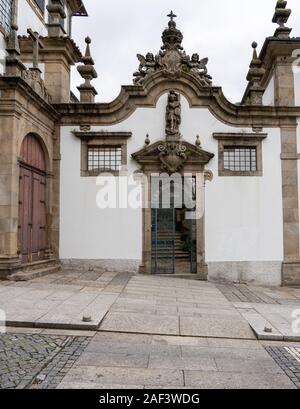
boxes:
[281,126,300,285]
[0,112,21,276]
[274,58,295,106]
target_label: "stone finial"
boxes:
[5,23,26,76]
[195,135,201,148]
[246,42,265,106]
[145,134,150,146]
[77,37,98,103]
[46,0,67,37]
[272,0,292,38]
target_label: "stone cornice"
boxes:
[242,37,300,103]
[0,76,60,120]
[54,71,299,128]
[72,131,132,140]
[213,133,268,141]
[19,36,82,65]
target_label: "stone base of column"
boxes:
[282,261,300,286]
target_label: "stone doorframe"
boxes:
[132,140,214,279]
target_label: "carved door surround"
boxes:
[132,139,214,278]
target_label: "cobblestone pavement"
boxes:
[265,346,300,389]
[0,333,90,389]
[217,283,300,305]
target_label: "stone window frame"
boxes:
[213,133,267,177]
[73,131,132,177]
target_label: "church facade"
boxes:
[1,1,300,286]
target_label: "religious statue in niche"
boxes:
[166,90,181,138]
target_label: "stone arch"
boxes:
[18,132,51,174]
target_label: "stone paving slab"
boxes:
[75,352,149,368]
[0,277,121,330]
[236,303,300,341]
[58,366,185,388]
[100,275,255,339]
[179,316,256,339]
[100,312,180,335]
[57,331,295,389]
[184,370,295,389]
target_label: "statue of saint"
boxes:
[166,91,181,136]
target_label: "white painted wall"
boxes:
[17,1,73,37]
[60,94,284,280]
[0,32,6,75]
[263,75,275,106]
[17,0,48,37]
[295,70,300,106]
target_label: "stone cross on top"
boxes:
[27,28,44,70]
[167,11,177,21]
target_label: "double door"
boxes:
[18,165,47,263]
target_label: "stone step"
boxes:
[8,262,61,282]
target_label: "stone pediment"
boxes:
[132,140,214,173]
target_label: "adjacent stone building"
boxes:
[1,0,300,286]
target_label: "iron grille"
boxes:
[224,146,257,172]
[34,0,45,13]
[88,146,122,172]
[0,0,12,33]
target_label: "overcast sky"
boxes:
[70,0,300,103]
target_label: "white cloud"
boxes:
[71,0,300,103]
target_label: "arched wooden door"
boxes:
[18,135,47,263]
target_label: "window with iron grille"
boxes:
[88,146,122,172]
[34,0,45,13]
[223,146,257,172]
[0,0,12,33]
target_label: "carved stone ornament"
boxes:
[166,90,181,138]
[158,141,187,173]
[133,11,212,86]
[22,68,52,103]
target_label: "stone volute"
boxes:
[77,37,98,103]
